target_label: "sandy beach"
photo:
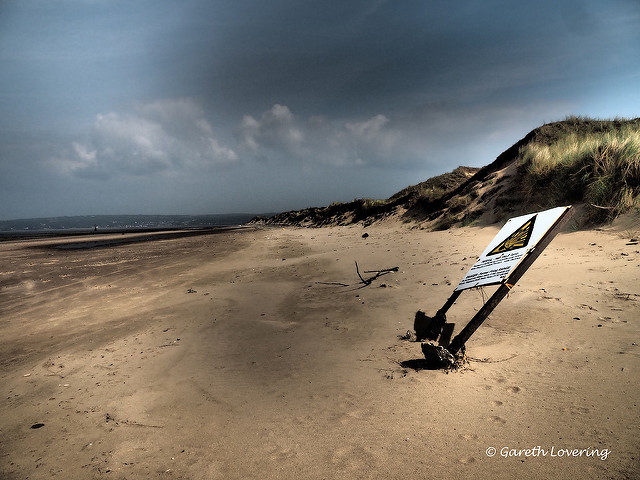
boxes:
[1,224,638,479]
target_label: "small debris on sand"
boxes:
[398,330,417,342]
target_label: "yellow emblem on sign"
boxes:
[487,215,536,256]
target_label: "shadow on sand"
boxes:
[399,358,446,371]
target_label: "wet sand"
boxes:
[1,224,638,479]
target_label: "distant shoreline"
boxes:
[0,213,269,237]
[0,225,252,247]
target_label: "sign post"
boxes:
[423,206,574,357]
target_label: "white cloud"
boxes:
[72,142,96,162]
[56,98,237,179]
[238,104,401,167]
[54,99,575,185]
[346,114,388,139]
[240,104,304,155]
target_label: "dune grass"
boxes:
[519,121,640,220]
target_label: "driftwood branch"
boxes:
[363,267,399,274]
[355,261,399,286]
[314,263,399,289]
[355,261,368,284]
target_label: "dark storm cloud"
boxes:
[1,0,639,218]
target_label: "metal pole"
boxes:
[423,289,462,341]
[436,289,461,318]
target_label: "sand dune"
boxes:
[1,224,638,479]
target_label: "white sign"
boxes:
[455,206,570,291]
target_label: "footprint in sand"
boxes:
[557,405,591,415]
[331,445,377,471]
[491,400,504,407]
[488,415,507,424]
[571,405,590,414]
[265,444,297,462]
[508,386,522,394]
[292,414,313,425]
[336,409,366,425]
[458,456,476,464]
[458,433,479,441]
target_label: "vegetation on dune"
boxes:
[519,118,640,221]
[258,166,479,226]
[388,166,479,203]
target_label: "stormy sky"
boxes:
[1,1,639,219]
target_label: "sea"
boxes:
[0,214,268,239]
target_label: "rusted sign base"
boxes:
[421,343,455,368]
